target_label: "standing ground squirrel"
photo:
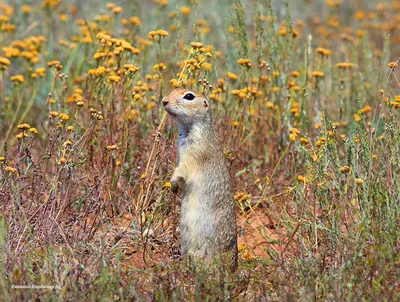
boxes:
[163,88,238,269]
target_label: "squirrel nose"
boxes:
[163,101,168,106]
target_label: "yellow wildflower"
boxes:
[113,6,123,14]
[63,140,72,147]
[157,29,169,36]
[336,62,356,69]
[60,14,67,22]
[237,58,251,67]
[59,113,69,121]
[312,71,325,78]
[4,166,17,173]
[354,178,364,185]
[227,72,239,81]
[35,68,46,77]
[130,16,141,26]
[180,6,191,15]
[10,75,25,85]
[0,56,11,70]
[354,11,365,20]
[291,71,300,78]
[170,79,179,87]
[94,66,106,76]
[190,42,203,49]
[93,52,107,60]
[297,175,309,183]
[300,137,309,145]
[17,123,30,129]
[316,47,332,56]
[16,133,26,139]
[340,166,351,173]
[29,128,38,134]
[108,75,121,83]
[360,105,372,113]
[21,5,31,13]
[289,133,297,141]
[123,64,140,73]
[48,60,61,68]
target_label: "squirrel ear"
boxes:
[203,100,208,108]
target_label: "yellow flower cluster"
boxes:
[336,62,356,69]
[0,56,11,70]
[312,71,325,78]
[190,42,203,49]
[88,66,107,76]
[315,136,327,147]
[66,88,84,107]
[297,175,309,183]
[237,58,252,68]
[48,60,63,70]
[123,64,140,74]
[10,74,24,85]
[227,72,239,81]
[289,128,300,142]
[231,86,263,100]
[180,6,192,15]
[148,30,169,41]
[237,244,254,261]
[96,33,141,55]
[153,63,166,72]
[130,17,141,26]
[316,47,332,57]
[32,67,46,78]
[16,123,38,139]
[2,36,45,64]
[4,166,17,174]
[234,192,252,203]
[389,95,400,108]
[340,165,351,173]
[108,75,121,83]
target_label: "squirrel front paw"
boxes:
[171,180,179,193]
[170,167,185,194]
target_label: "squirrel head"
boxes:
[163,88,212,127]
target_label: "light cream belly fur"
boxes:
[180,175,216,256]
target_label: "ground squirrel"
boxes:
[163,88,238,269]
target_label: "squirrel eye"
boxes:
[183,93,195,101]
